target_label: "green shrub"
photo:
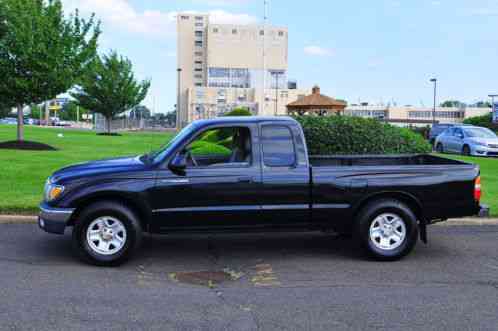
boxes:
[463,112,498,132]
[189,140,231,156]
[295,116,432,155]
[224,107,252,117]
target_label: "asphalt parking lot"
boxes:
[0,223,497,331]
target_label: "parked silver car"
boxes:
[435,125,498,157]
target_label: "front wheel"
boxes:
[462,145,471,156]
[72,202,142,266]
[436,143,444,153]
[354,199,418,261]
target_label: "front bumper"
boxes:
[471,145,498,157]
[38,203,75,235]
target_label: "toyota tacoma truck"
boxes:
[39,117,484,265]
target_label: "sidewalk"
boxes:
[1,215,497,225]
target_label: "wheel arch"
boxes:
[353,191,424,222]
[67,192,151,232]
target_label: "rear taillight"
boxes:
[474,176,481,202]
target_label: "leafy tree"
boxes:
[0,104,13,118]
[440,100,466,108]
[471,101,492,108]
[164,110,176,126]
[29,104,42,120]
[60,100,88,121]
[0,0,100,141]
[71,51,151,134]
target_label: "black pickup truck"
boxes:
[39,116,483,265]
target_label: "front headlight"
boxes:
[44,179,64,201]
[473,141,488,147]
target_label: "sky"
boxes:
[61,0,498,113]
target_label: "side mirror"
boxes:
[168,153,187,175]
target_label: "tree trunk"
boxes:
[106,116,111,135]
[17,104,24,142]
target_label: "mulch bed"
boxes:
[97,132,122,136]
[0,140,57,151]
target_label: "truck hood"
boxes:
[51,156,148,183]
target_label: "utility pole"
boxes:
[489,94,498,123]
[262,0,268,115]
[176,68,182,129]
[430,78,437,124]
[274,72,279,116]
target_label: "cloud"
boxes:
[304,46,334,57]
[62,0,258,38]
[208,9,258,24]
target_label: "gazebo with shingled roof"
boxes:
[286,85,347,116]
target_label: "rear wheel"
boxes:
[354,199,418,261]
[436,143,444,153]
[72,201,142,266]
[462,145,471,156]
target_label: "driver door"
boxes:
[150,123,263,231]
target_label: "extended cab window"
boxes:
[261,125,296,167]
[183,126,252,167]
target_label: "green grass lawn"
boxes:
[0,125,173,214]
[435,154,498,216]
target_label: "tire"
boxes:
[462,145,471,156]
[354,199,418,261]
[72,201,142,266]
[436,143,444,153]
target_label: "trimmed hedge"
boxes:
[462,112,498,132]
[224,107,252,116]
[295,116,432,155]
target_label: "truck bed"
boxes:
[309,154,468,167]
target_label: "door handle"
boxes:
[237,176,253,183]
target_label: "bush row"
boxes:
[462,112,498,132]
[295,116,432,155]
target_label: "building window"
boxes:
[213,28,219,33]
[280,91,288,98]
[195,31,203,37]
[259,30,264,36]
[195,23,203,27]
[194,68,203,72]
[181,15,189,20]
[232,29,237,34]
[195,41,203,47]
[195,83,203,87]
[195,16,204,20]
[195,61,203,65]
[194,74,203,79]
[278,31,284,37]
[194,51,203,56]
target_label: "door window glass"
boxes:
[183,126,252,167]
[261,125,296,167]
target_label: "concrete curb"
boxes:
[0,215,37,224]
[1,215,498,226]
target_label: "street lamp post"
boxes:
[176,68,182,129]
[430,78,437,125]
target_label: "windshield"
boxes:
[463,127,497,139]
[146,123,197,163]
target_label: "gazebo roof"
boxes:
[287,86,347,109]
